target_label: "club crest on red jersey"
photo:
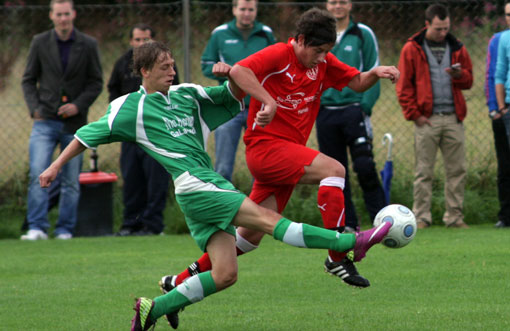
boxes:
[306,66,318,80]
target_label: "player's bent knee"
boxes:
[213,268,238,289]
[324,159,345,178]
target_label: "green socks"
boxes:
[273,217,355,252]
[150,271,217,320]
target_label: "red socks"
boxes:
[175,233,256,285]
[317,176,346,262]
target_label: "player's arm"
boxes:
[211,62,246,102]
[348,66,399,92]
[39,139,87,188]
[229,64,276,127]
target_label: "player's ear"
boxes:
[297,34,306,47]
[140,67,150,79]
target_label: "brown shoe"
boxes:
[417,221,430,229]
[446,220,469,228]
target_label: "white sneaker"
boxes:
[20,229,48,241]
[55,233,73,240]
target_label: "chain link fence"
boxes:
[0,0,501,203]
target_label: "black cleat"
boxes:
[159,275,180,329]
[324,256,370,288]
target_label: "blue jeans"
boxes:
[27,120,83,235]
[214,109,248,182]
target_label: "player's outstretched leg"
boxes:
[136,271,217,330]
[318,177,370,288]
[159,231,257,307]
[271,217,391,263]
[159,275,180,329]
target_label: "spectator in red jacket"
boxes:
[396,3,473,229]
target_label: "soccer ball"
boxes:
[373,204,417,248]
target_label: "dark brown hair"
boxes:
[132,41,172,76]
[295,8,336,46]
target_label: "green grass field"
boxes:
[2,226,509,330]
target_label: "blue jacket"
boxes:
[486,31,504,113]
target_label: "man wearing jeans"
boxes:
[492,1,510,228]
[21,0,102,240]
[201,0,275,181]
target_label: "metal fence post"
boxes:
[182,0,191,83]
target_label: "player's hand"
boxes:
[39,165,59,188]
[57,103,78,118]
[212,62,232,78]
[255,101,277,127]
[374,66,400,84]
[414,115,431,127]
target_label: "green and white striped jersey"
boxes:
[75,82,243,180]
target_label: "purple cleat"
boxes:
[131,297,156,331]
[353,221,392,262]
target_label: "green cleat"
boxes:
[131,297,156,331]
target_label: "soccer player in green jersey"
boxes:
[39,41,391,331]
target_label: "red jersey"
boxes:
[238,39,360,147]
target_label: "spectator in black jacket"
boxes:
[107,23,180,236]
[21,0,103,240]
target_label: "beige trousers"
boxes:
[413,114,466,226]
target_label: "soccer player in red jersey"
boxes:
[160,8,399,325]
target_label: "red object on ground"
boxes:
[79,172,118,185]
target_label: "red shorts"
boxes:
[246,139,319,213]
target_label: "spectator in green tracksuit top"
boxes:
[317,0,386,287]
[201,0,275,182]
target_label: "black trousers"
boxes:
[316,104,386,228]
[492,118,510,224]
[120,142,170,233]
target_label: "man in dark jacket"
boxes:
[396,4,473,229]
[107,23,180,236]
[317,0,387,288]
[21,0,103,240]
